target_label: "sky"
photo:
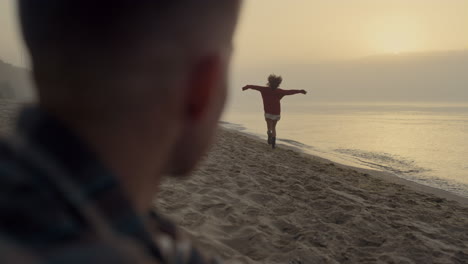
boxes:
[229,0,468,104]
[1,0,467,103]
[234,0,468,66]
[1,0,468,66]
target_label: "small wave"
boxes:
[402,174,468,198]
[335,149,429,175]
[332,148,468,198]
[277,139,315,150]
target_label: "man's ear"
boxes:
[186,55,222,121]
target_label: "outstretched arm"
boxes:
[242,85,264,92]
[281,89,307,96]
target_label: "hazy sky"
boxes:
[1,0,468,66]
[234,0,468,66]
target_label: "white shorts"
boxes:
[265,113,281,121]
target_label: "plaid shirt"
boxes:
[0,107,222,264]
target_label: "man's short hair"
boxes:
[20,1,132,57]
[19,0,238,110]
[19,0,236,66]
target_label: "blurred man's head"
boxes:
[19,0,241,177]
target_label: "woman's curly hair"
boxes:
[267,74,283,90]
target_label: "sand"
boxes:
[155,128,468,264]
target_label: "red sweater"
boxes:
[246,85,303,115]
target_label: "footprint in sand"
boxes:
[236,189,249,196]
[181,211,206,228]
[272,219,301,235]
[324,211,355,225]
[271,207,296,216]
[210,204,234,219]
[243,206,261,217]
[235,181,249,188]
[248,193,276,205]
[220,230,273,261]
[197,188,212,195]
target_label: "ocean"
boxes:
[222,102,468,198]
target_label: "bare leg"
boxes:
[270,120,279,149]
[271,120,278,137]
[265,118,273,144]
[265,118,272,133]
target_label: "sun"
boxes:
[367,15,423,55]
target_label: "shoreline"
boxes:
[221,122,468,207]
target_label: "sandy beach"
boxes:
[156,128,468,264]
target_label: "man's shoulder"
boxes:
[0,138,39,199]
[0,122,226,263]
[0,138,82,248]
[0,137,154,263]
